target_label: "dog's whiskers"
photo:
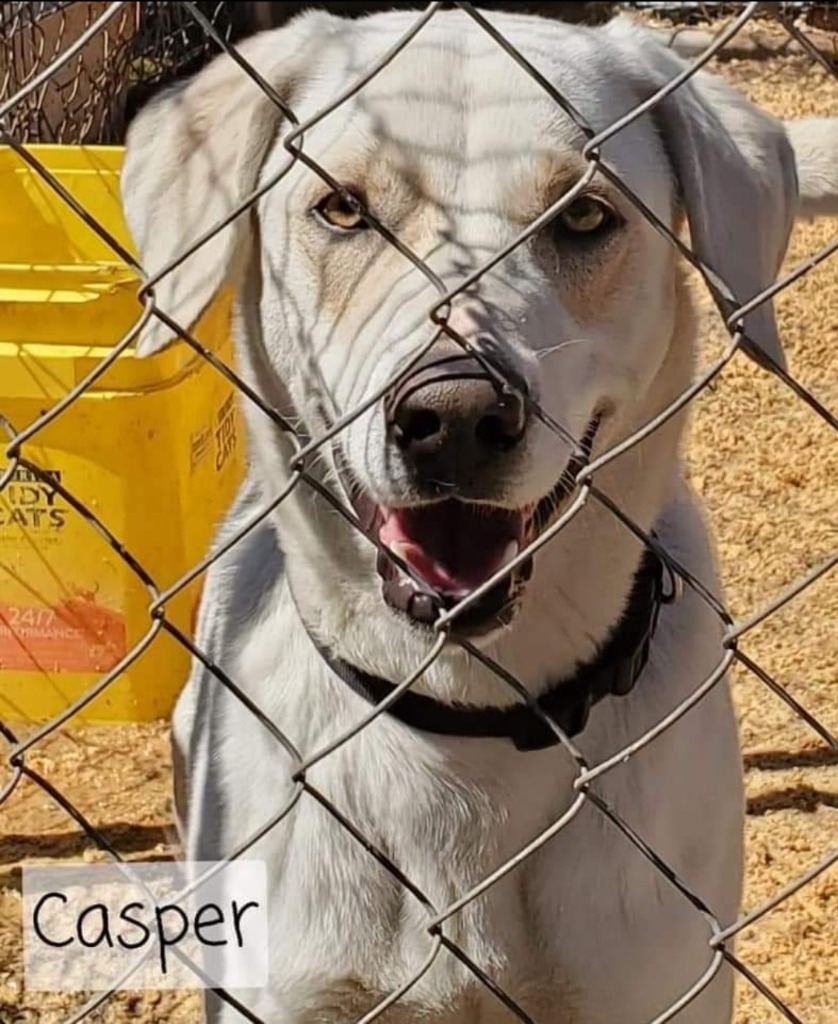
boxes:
[535,339,591,360]
[427,477,458,493]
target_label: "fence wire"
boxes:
[1,2,836,1023]
[0,1,243,144]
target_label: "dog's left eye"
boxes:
[555,196,616,236]
[313,191,368,233]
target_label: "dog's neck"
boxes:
[236,273,696,708]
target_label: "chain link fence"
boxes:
[1,1,837,1022]
[0,1,249,144]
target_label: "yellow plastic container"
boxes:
[0,146,245,723]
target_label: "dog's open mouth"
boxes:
[380,502,523,598]
[366,416,601,633]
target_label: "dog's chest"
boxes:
[222,696,581,1022]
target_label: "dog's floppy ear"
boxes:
[121,29,302,356]
[608,21,797,370]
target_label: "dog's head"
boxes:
[122,10,797,643]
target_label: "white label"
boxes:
[23,861,268,991]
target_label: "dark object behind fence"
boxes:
[0,1,619,144]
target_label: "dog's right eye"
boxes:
[313,191,368,233]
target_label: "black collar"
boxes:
[303,549,670,751]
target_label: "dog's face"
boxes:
[254,19,680,629]
[123,11,797,639]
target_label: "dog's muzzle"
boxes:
[342,350,599,635]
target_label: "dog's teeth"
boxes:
[388,541,411,564]
[502,540,520,566]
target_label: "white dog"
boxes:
[122,9,838,1023]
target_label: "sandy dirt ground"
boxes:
[1,19,836,1024]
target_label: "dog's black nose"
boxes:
[387,352,527,484]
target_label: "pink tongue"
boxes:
[380,537,472,594]
[379,501,523,595]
